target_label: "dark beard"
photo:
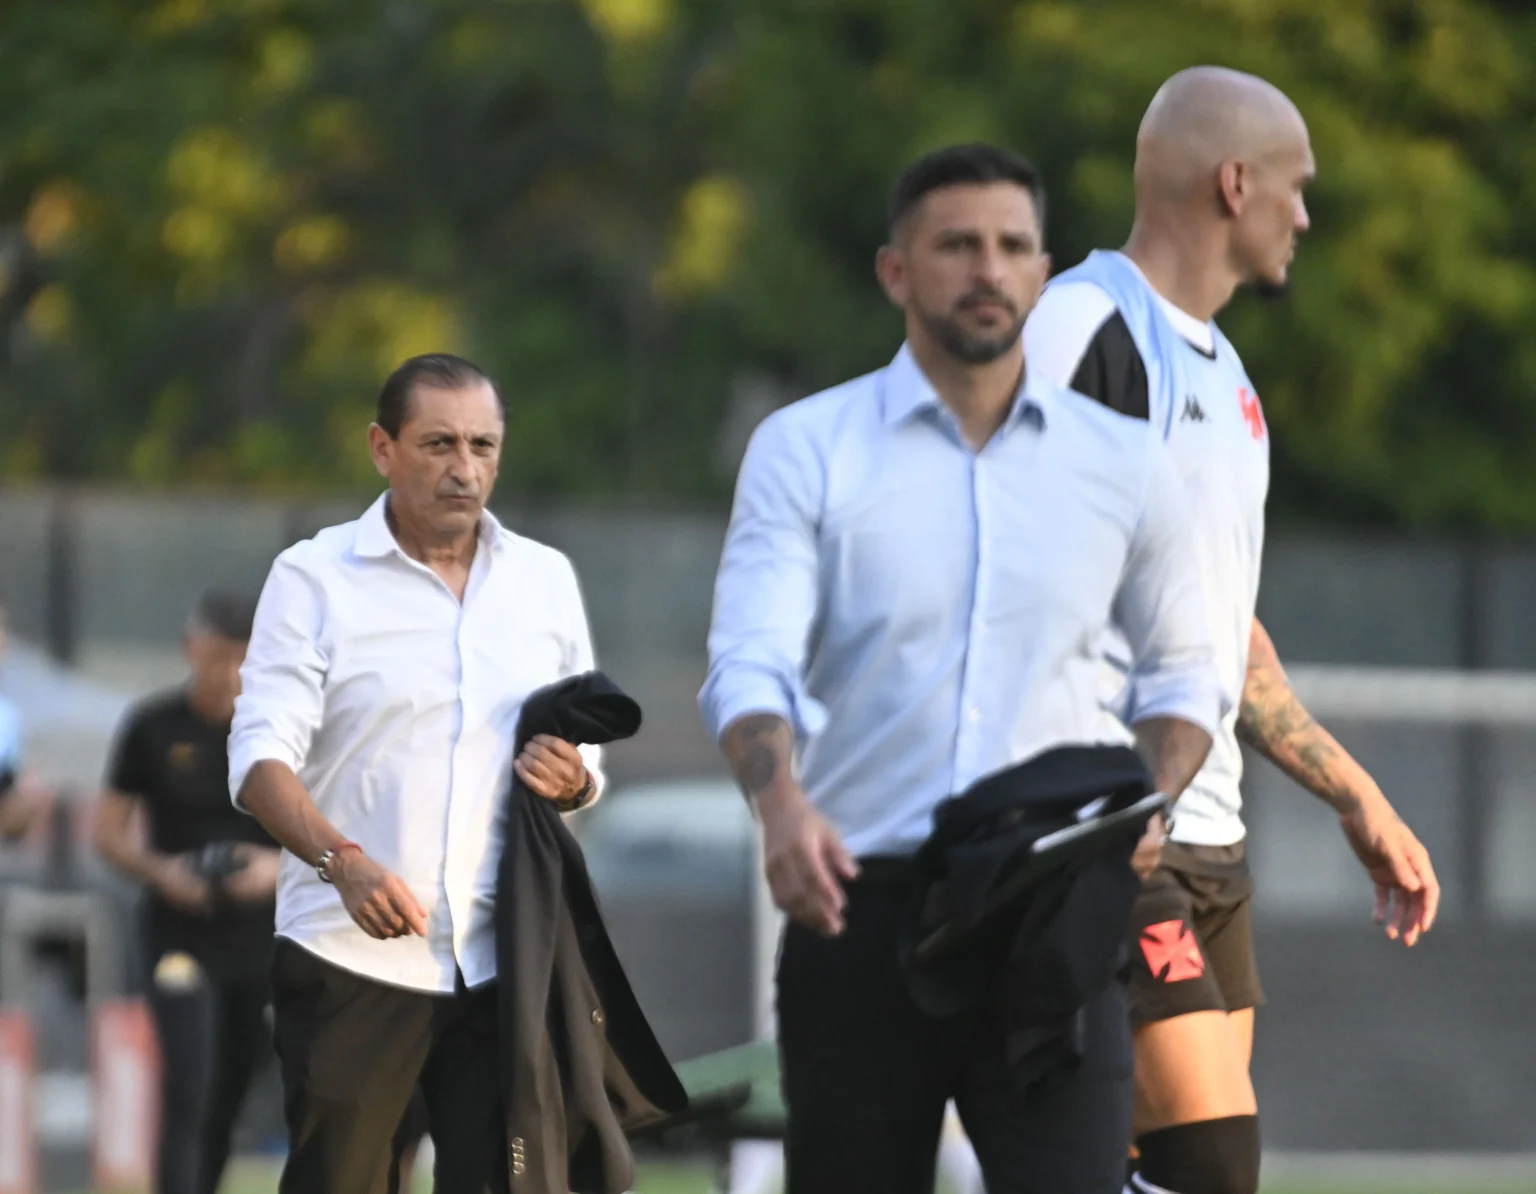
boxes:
[1247,275,1291,301]
[919,307,1026,365]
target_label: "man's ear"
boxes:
[367,422,393,480]
[1217,159,1247,217]
[875,244,907,308]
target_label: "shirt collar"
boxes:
[353,492,508,560]
[881,343,940,426]
[882,341,1048,433]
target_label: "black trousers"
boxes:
[147,962,270,1194]
[777,869,1134,1194]
[270,939,510,1194]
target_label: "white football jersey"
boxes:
[1024,256,1269,845]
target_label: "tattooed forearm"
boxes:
[721,713,794,801]
[1237,619,1363,813]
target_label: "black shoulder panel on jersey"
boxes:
[1068,311,1150,421]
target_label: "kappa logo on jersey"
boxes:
[1238,386,1266,440]
[1140,919,1206,983]
[1180,395,1207,423]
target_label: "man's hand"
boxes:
[152,855,212,916]
[330,850,429,940]
[1339,796,1440,947]
[759,787,860,937]
[513,735,588,803]
[220,845,282,904]
[1131,811,1168,881]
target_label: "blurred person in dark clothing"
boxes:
[0,605,55,840]
[95,590,279,1194]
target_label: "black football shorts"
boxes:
[1126,841,1265,1025]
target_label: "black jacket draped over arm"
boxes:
[495,671,687,1194]
[901,744,1164,1085]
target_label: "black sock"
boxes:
[1133,1115,1260,1194]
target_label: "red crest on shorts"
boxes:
[1140,919,1206,983]
[1238,387,1266,441]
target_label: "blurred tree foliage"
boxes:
[0,0,1534,526]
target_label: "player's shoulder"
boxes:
[1029,278,1150,421]
[1029,278,1120,339]
[1038,373,1161,456]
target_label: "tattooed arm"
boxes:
[701,410,860,935]
[1238,618,1369,812]
[1238,618,1439,945]
[720,713,857,937]
[721,713,797,806]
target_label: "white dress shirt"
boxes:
[229,494,604,993]
[699,343,1223,858]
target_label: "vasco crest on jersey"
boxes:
[1238,386,1266,441]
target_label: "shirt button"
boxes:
[591,1008,605,1026]
[967,708,981,724]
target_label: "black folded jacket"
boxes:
[495,672,688,1194]
[900,744,1164,1083]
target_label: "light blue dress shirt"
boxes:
[0,695,22,777]
[700,343,1223,858]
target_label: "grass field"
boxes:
[112,1155,1531,1194]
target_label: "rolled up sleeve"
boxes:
[698,413,827,744]
[1113,441,1225,737]
[228,551,329,806]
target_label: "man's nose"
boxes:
[447,443,475,476]
[976,241,1010,287]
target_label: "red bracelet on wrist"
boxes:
[315,841,363,884]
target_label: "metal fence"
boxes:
[2,485,1535,1154]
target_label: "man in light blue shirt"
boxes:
[0,694,21,790]
[700,145,1224,1194]
[0,606,49,839]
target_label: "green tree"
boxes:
[1,0,1534,529]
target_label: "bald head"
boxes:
[1136,67,1309,203]
[1125,67,1315,309]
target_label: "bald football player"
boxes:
[1025,67,1440,1194]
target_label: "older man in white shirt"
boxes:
[230,354,599,1194]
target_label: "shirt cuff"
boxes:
[227,740,301,810]
[1123,665,1228,742]
[699,665,826,744]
